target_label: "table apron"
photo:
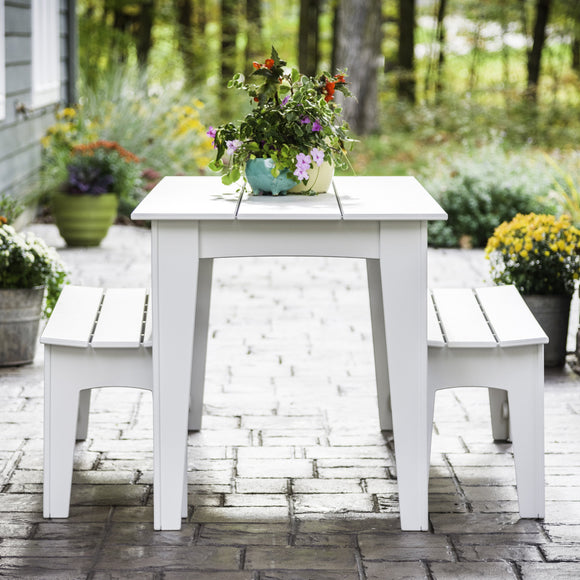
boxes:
[197,220,384,259]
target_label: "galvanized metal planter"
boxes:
[0,287,45,366]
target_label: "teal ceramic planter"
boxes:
[245,158,298,196]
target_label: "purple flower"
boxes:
[310,148,324,167]
[294,167,309,181]
[206,126,217,148]
[226,139,242,155]
[312,120,322,132]
[295,153,312,170]
[280,95,290,107]
[300,116,311,125]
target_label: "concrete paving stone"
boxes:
[236,459,314,478]
[544,524,580,542]
[430,513,544,534]
[543,501,580,524]
[225,494,288,508]
[191,506,289,523]
[244,546,358,570]
[451,532,548,546]
[292,532,355,547]
[104,522,196,546]
[71,470,139,484]
[95,545,242,571]
[297,516,402,534]
[0,538,99,558]
[317,466,389,479]
[164,572,254,580]
[69,484,149,507]
[260,434,324,446]
[236,447,297,460]
[292,478,364,494]
[519,563,580,579]
[364,560,430,580]
[261,572,360,580]
[0,521,33,539]
[541,544,580,561]
[197,522,290,547]
[452,466,517,486]
[34,521,106,540]
[455,543,544,562]
[0,493,42,512]
[235,478,289,494]
[293,493,374,514]
[0,564,88,578]
[469,500,520,513]
[92,574,157,580]
[364,478,400,494]
[304,446,391,460]
[462,485,519,502]
[427,496,469,514]
[428,561,517,579]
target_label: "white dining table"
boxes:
[131,175,447,531]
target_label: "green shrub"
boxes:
[424,148,558,248]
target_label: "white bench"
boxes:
[41,286,156,518]
[427,285,548,519]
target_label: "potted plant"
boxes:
[50,140,142,247]
[207,47,354,195]
[0,212,69,366]
[485,212,580,367]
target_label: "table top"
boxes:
[131,175,447,222]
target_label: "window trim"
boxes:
[31,0,60,109]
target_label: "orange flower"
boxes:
[72,140,139,163]
[0,216,7,225]
[335,74,345,83]
[264,58,274,69]
[324,80,336,102]
[252,61,261,69]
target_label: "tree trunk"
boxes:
[135,0,155,72]
[526,0,552,102]
[435,0,447,100]
[572,36,580,72]
[245,0,263,76]
[397,0,416,102]
[299,0,320,76]
[334,0,382,134]
[221,0,239,114]
[175,0,208,87]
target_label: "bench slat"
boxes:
[427,293,445,347]
[475,286,549,347]
[40,286,103,348]
[92,288,147,348]
[432,288,497,348]
[143,295,153,347]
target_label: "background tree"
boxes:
[397,0,416,102]
[175,0,208,88]
[334,0,382,134]
[299,0,321,77]
[245,0,264,75]
[526,0,553,101]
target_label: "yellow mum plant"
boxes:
[485,213,580,296]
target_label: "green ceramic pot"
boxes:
[52,192,118,247]
[245,158,298,196]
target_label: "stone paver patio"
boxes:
[0,223,579,579]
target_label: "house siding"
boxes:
[1,0,73,203]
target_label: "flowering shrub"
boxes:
[65,140,142,199]
[485,213,580,296]
[207,47,354,188]
[0,221,69,317]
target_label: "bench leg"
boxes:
[76,389,91,441]
[44,348,80,518]
[507,345,545,519]
[488,388,510,441]
[188,258,213,432]
[366,259,392,431]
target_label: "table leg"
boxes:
[378,221,430,531]
[366,259,392,431]
[152,221,199,530]
[188,258,213,431]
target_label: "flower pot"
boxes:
[245,158,298,196]
[0,287,44,366]
[523,294,571,368]
[289,161,334,194]
[52,192,118,247]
